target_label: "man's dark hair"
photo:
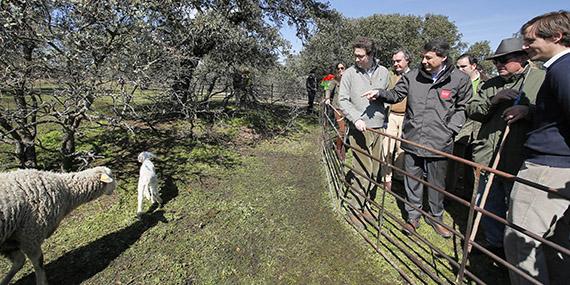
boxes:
[352,37,376,56]
[521,10,570,47]
[457,53,478,65]
[393,48,412,63]
[423,39,450,58]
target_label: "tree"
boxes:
[0,1,51,168]
[0,0,333,170]
[295,13,465,80]
[465,40,494,77]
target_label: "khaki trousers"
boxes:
[345,128,383,211]
[381,113,405,182]
[504,161,570,285]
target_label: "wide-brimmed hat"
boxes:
[486,37,524,60]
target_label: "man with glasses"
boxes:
[339,37,389,222]
[503,11,570,284]
[363,39,472,238]
[466,37,545,258]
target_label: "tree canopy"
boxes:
[293,13,494,79]
[0,0,333,170]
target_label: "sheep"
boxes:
[0,166,116,285]
[137,151,162,217]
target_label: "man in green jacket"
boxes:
[466,37,545,254]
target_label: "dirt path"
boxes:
[179,127,399,283]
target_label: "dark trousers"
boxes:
[404,152,448,221]
[446,141,475,199]
[307,90,316,112]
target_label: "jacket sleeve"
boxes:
[338,71,360,123]
[466,81,496,123]
[448,76,473,135]
[376,74,409,103]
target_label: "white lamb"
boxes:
[0,166,116,285]
[137,151,162,217]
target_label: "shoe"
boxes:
[402,219,420,236]
[383,181,392,191]
[425,218,452,239]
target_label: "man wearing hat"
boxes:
[466,37,545,254]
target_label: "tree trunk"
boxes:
[15,136,37,169]
[60,129,76,172]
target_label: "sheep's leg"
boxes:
[150,184,162,206]
[23,247,47,285]
[0,250,26,285]
[137,183,145,217]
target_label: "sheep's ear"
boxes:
[100,173,114,183]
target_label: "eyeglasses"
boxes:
[337,66,345,70]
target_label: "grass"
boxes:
[0,103,405,284]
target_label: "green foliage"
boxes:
[465,40,495,77]
[295,13,466,78]
[0,0,333,170]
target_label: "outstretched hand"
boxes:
[362,90,379,101]
[355,119,367,132]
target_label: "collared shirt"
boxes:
[472,74,481,92]
[365,61,378,77]
[543,48,570,68]
[431,65,447,83]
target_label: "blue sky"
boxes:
[282,0,570,53]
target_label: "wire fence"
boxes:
[320,103,570,285]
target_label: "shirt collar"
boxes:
[543,48,570,68]
[431,65,446,82]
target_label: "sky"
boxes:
[281,0,570,54]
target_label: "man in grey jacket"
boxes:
[364,39,472,238]
[339,37,389,220]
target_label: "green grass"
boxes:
[1,103,406,284]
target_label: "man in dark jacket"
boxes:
[503,11,570,285]
[306,68,318,114]
[363,39,472,238]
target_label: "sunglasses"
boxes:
[493,55,518,64]
[337,66,346,70]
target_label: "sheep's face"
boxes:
[138,151,155,163]
[99,167,117,195]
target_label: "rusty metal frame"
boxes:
[320,104,570,285]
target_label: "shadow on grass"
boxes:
[15,211,168,285]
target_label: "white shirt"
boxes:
[431,65,447,83]
[543,48,570,68]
